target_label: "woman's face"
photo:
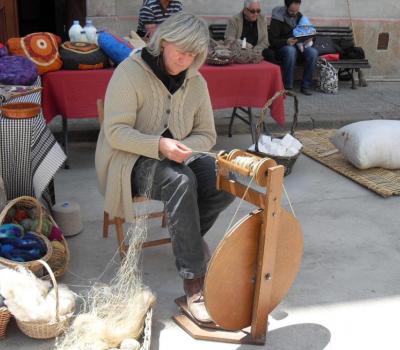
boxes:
[162,41,196,75]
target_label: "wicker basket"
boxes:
[0,307,11,339]
[0,196,53,272]
[139,308,153,350]
[0,196,69,278]
[250,90,302,176]
[15,259,74,339]
[0,195,43,232]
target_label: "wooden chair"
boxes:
[97,99,170,258]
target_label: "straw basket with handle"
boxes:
[0,196,52,273]
[0,306,11,339]
[0,196,70,278]
[251,89,301,176]
[16,259,74,339]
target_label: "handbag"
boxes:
[313,36,339,55]
[316,58,338,94]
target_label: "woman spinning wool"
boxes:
[95,13,234,323]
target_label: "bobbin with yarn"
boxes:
[52,201,83,237]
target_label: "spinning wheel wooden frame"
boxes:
[173,150,303,344]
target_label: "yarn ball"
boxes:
[0,230,47,262]
[0,42,7,57]
[14,209,29,222]
[6,207,16,219]
[0,55,39,85]
[30,219,40,232]
[0,223,24,237]
[40,217,52,237]
[48,225,63,241]
[20,218,34,231]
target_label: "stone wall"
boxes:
[87,0,400,79]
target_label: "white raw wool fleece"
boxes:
[331,120,400,170]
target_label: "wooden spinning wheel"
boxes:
[173,150,303,344]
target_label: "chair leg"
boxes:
[103,212,110,238]
[114,217,128,258]
[161,208,167,228]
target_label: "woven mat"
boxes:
[295,129,400,197]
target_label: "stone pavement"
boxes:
[2,81,400,350]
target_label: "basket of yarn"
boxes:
[249,90,302,176]
[0,306,11,339]
[0,196,52,272]
[12,260,75,339]
[0,196,70,278]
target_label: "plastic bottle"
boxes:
[241,37,247,49]
[68,20,84,42]
[84,19,98,44]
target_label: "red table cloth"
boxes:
[42,61,285,125]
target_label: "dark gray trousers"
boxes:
[132,155,235,279]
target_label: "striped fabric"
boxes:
[137,0,183,37]
[0,77,66,208]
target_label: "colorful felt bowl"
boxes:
[0,102,41,119]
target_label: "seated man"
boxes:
[269,0,318,95]
[225,0,276,63]
[136,0,183,39]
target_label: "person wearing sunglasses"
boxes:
[225,0,276,63]
[269,0,318,95]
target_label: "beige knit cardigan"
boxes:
[225,12,270,50]
[95,52,216,222]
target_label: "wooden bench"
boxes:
[314,26,371,89]
[209,24,371,89]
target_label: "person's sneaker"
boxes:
[300,87,313,96]
[183,277,213,323]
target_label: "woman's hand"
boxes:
[159,137,193,163]
[287,37,298,46]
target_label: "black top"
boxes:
[241,13,258,47]
[141,47,187,94]
[269,6,303,50]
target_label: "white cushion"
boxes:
[331,120,400,170]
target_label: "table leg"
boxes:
[229,107,256,144]
[350,69,357,90]
[62,115,70,169]
[49,179,56,206]
[248,108,256,144]
[228,108,237,138]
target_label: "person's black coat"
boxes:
[268,10,303,50]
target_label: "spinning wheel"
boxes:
[173,150,303,344]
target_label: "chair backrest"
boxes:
[97,99,104,127]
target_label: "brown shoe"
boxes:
[183,277,212,323]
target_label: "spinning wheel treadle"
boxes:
[173,150,303,344]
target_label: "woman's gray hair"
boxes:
[244,0,260,8]
[147,13,209,71]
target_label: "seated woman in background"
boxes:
[96,13,235,323]
[136,0,183,39]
